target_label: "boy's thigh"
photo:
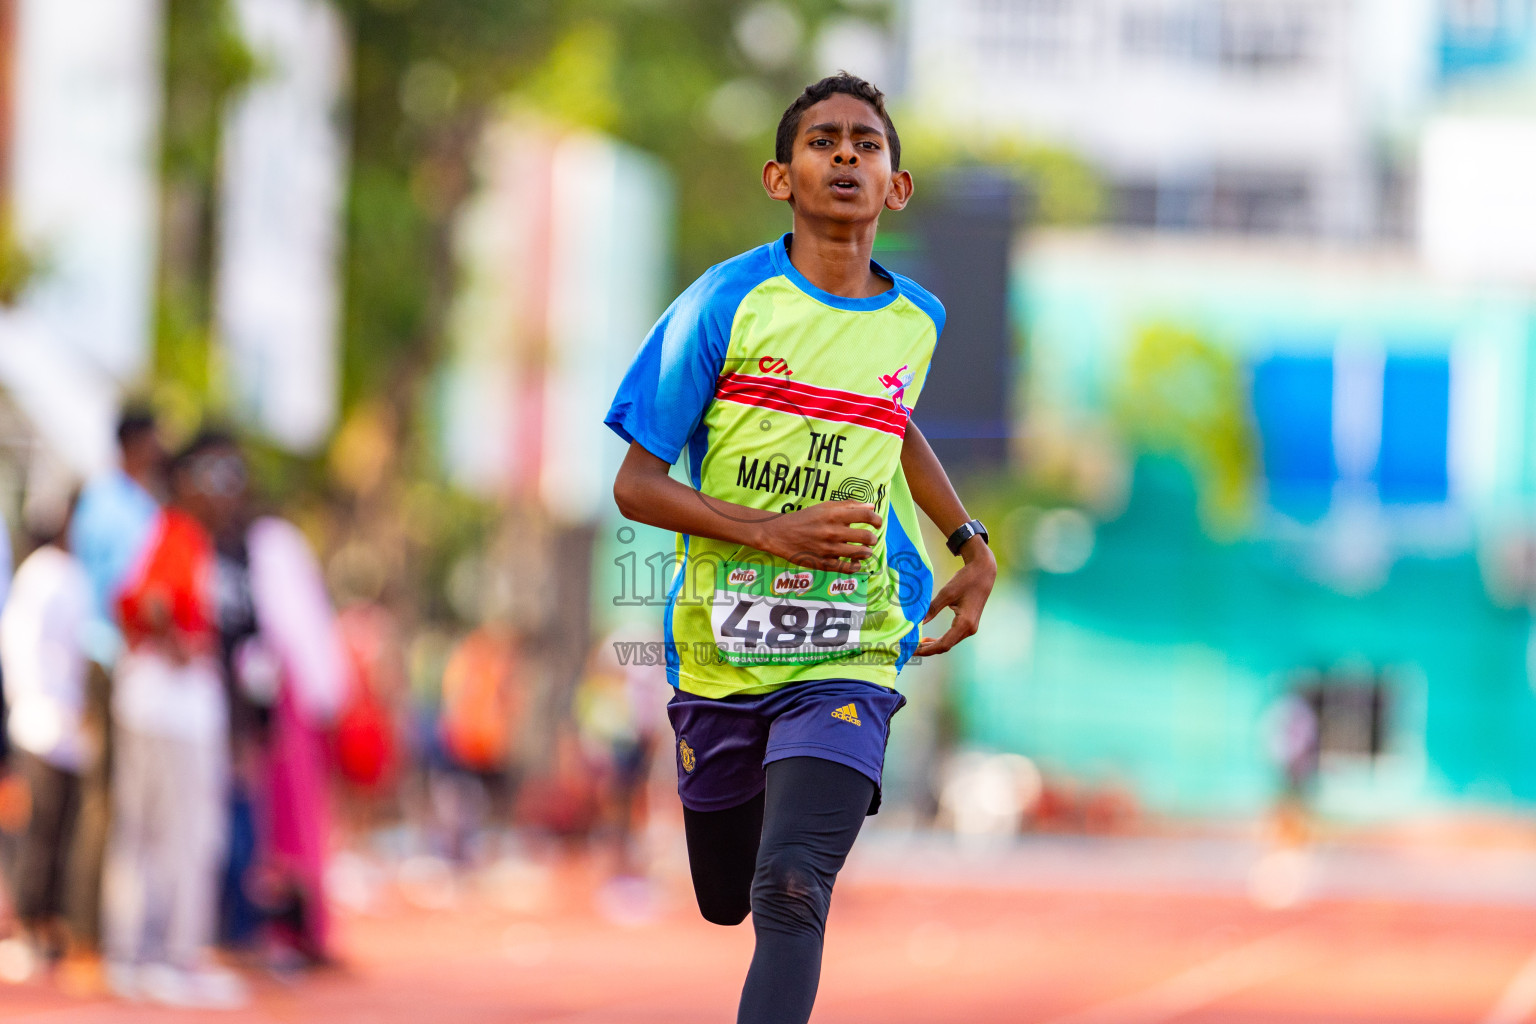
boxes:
[761,681,906,810]
[666,691,771,812]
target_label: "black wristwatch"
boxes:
[946,519,988,556]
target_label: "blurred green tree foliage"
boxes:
[0,206,39,307]
[1113,322,1258,534]
[147,0,1107,622]
[335,1,895,625]
[333,0,868,439]
[155,0,1096,460]
[902,127,1104,226]
[153,0,256,436]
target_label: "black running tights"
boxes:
[683,756,875,1024]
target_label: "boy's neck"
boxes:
[785,216,890,299]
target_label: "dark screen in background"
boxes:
[874,169,1022,476]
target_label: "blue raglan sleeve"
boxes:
[605,267,739,465]
[898,274,946,341]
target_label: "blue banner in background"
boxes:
[1252,354,1336,519]
[1378,355,1450,504]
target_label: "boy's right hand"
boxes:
[755,501,882,574]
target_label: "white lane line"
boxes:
[1483,946,1536,1024]
[1037,924,1316,1024]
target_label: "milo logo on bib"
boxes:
[712,560,868,666]
[772,571,813,595]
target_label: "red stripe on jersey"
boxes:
[716,385,906,436]
[714,373,908,437]
[749,375,903,421]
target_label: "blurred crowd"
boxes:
[0,411,345,1008]
[0,409,672,1010]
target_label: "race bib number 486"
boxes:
[711,561,867,666]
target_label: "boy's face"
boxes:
[763,94,912,224]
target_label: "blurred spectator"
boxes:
[1265,689,1321,847]
[211,440,348,967]
[71,408,162,666]
[65,406,164,954]
[210,457,265,954]
[515,730,601,846]
[573,628,669,875]
[440,624,523,781]
[0,510,12,759]
[432,624,526,864]
[1,494,90,971]
[102,432,244,1008]
[0,509,18,954]
[333,603,405,816]
[244,513,348,965]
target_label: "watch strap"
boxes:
[946,519,988,556]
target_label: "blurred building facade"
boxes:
[970,233,1535,818]
[906,0,1536,241]
[902,0,1536,818]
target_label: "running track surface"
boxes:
[5,840,1536,1023]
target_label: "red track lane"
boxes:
[5,862,1536,1022]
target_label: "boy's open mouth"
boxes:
[829,176,860,195]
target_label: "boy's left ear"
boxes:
[885,169,914,212]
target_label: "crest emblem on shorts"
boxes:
[679,738,696,773]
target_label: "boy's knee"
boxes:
[750,847,831,933]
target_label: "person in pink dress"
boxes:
[193,435,347,968]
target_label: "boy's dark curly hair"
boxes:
[775,73,900,170]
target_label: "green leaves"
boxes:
[1114,322,1259,532]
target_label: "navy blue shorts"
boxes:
[667,679,906,816]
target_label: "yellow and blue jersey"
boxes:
[606,234,944,698]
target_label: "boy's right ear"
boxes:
[762,160,792,203]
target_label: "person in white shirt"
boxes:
[0,495,92,963]
[0,514,12,763]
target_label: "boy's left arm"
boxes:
[900,423,997,656]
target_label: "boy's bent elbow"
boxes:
[614,442,671,522]
[613,470,651,522]
[613,475,639,521]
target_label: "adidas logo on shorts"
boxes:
[830,703,861,726]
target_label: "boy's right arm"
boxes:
[613,442,881,575]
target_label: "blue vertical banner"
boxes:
[1378,355,1450,504]
[1252,353,1336,519]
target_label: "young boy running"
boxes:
[606,73,996,1024]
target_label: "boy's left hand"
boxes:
[916,543,997,656]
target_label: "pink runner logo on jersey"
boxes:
[879,365,914,417]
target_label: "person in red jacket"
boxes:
[102,432,247,1009]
